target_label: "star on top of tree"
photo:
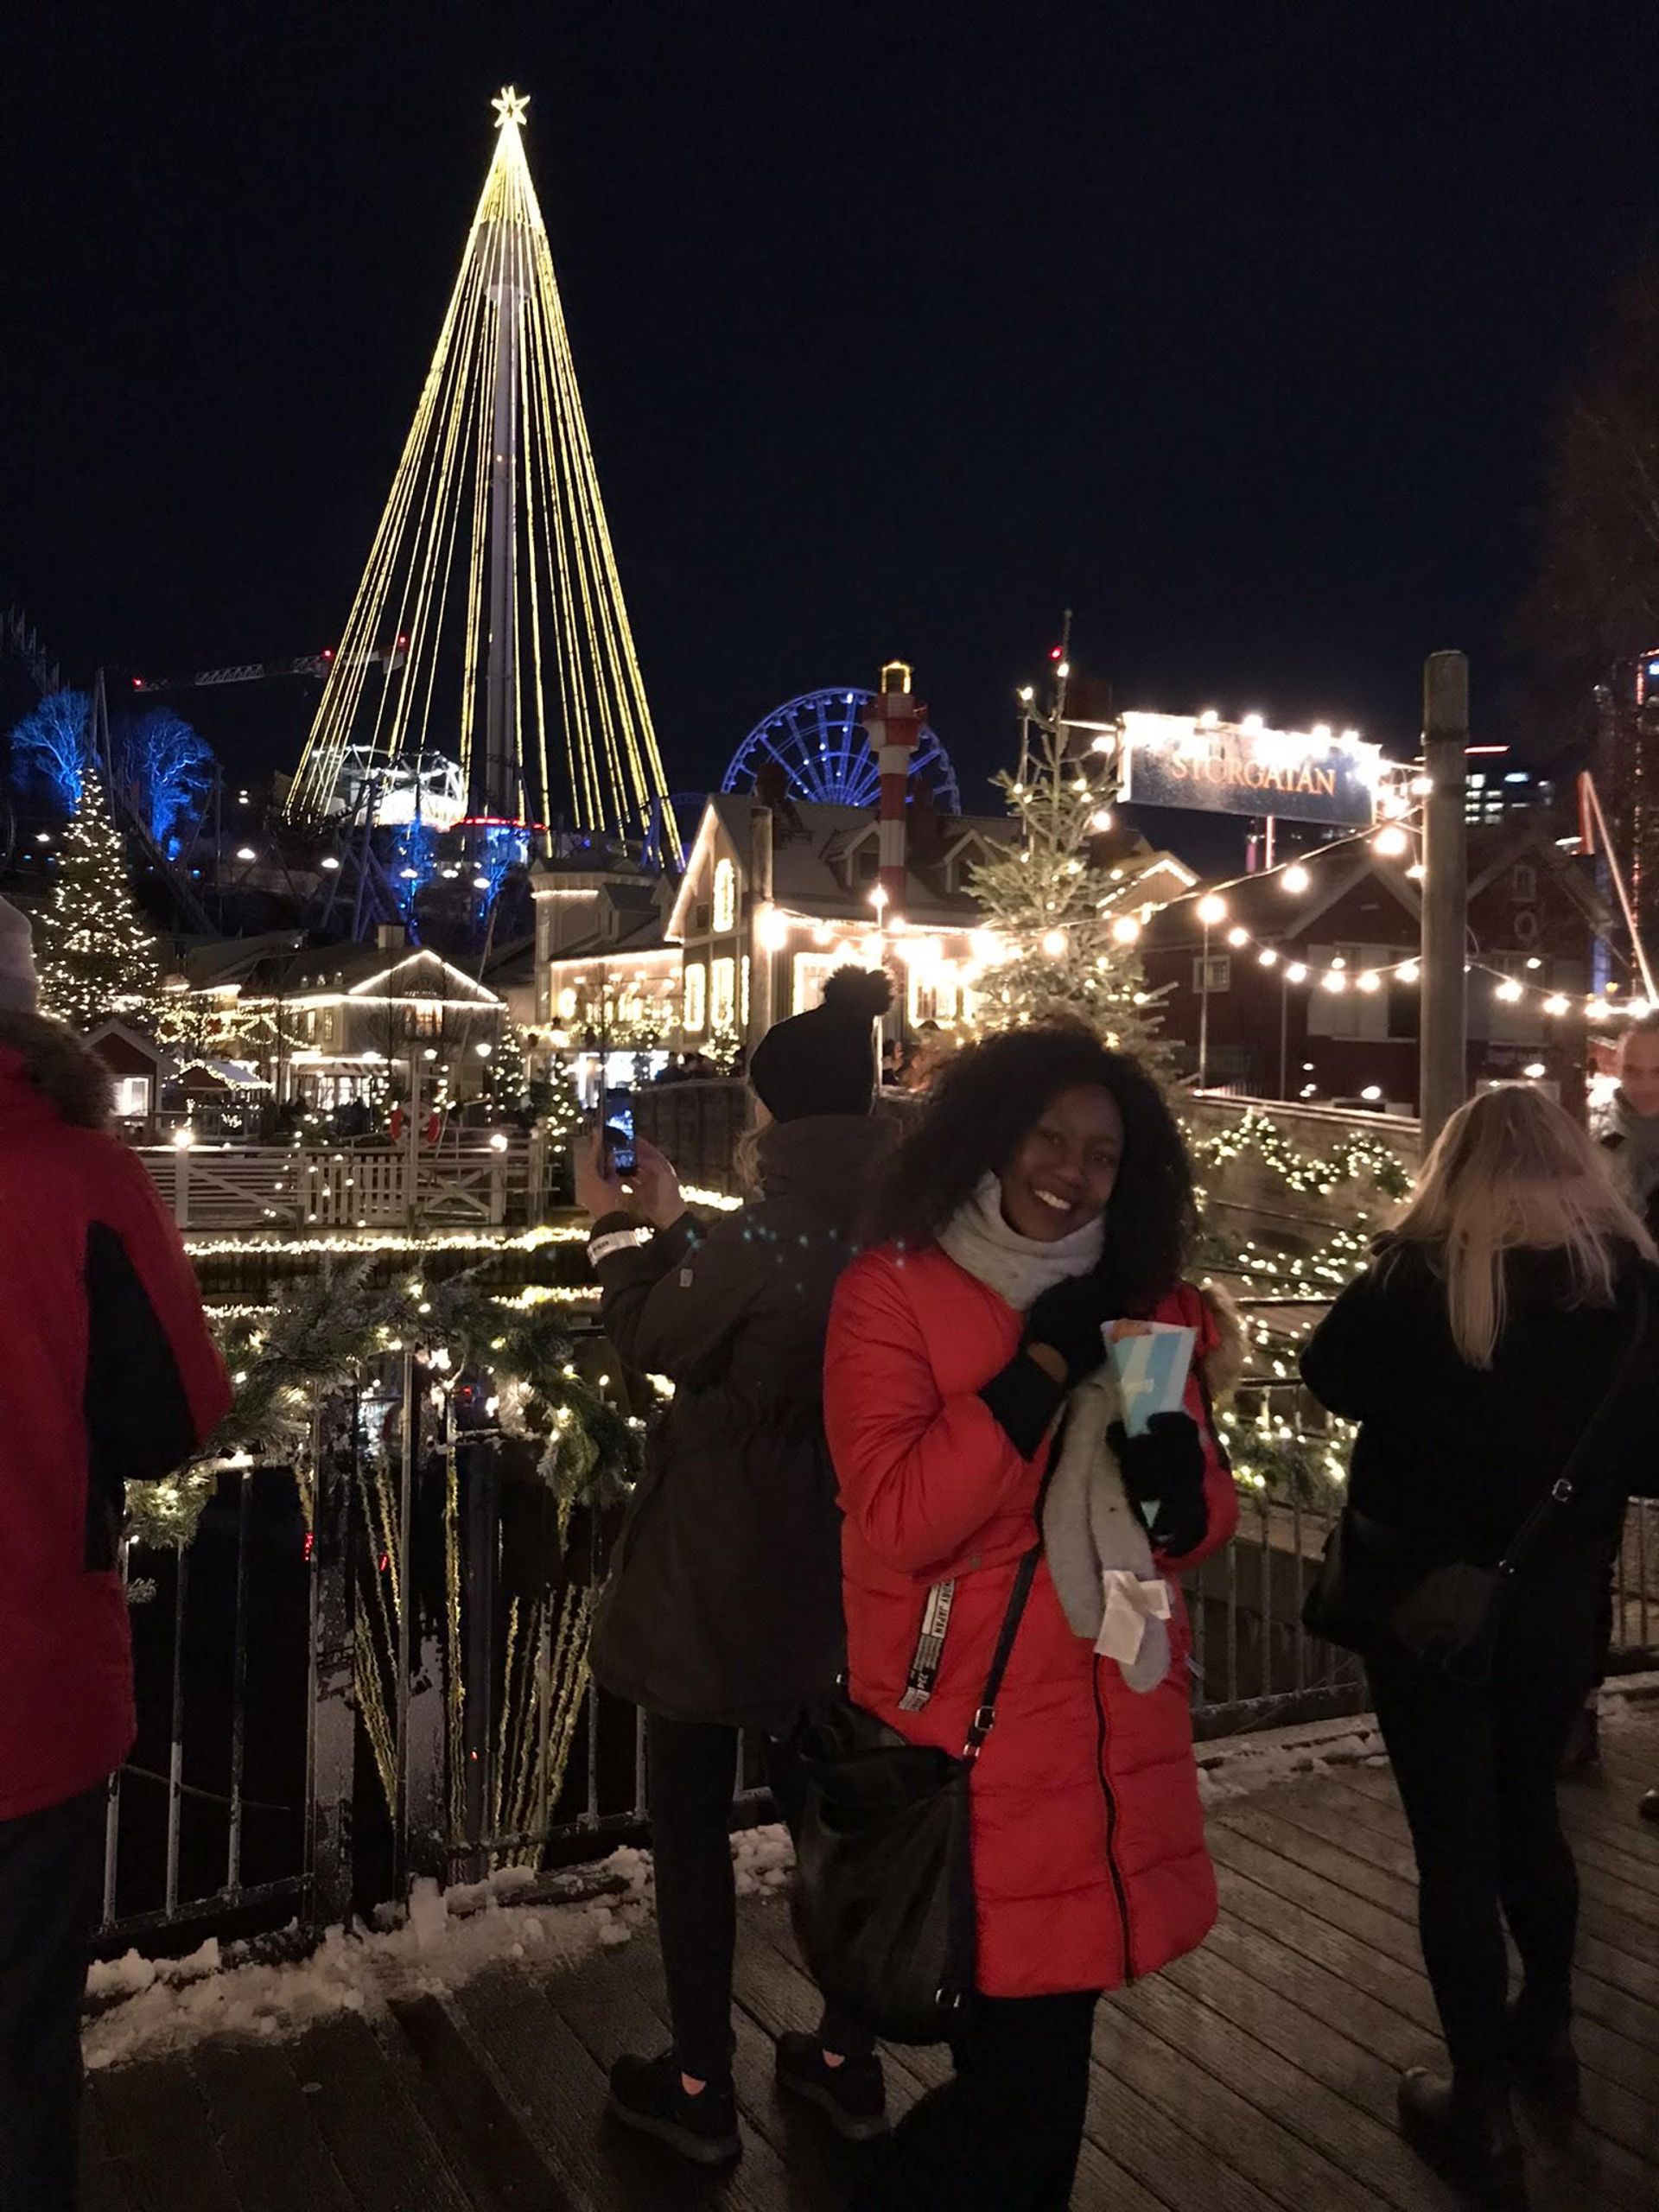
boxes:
[493,86,530,130]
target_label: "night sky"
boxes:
[5,3,1656,822]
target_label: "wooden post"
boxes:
[1420,652,1469,1146]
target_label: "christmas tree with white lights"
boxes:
[37,758,169,1034]
[967,721,1175,1074]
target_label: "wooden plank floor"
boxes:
[82,1704,1659,2210]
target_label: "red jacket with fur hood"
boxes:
[824,1246,1240,1999]
[0,1015,231,1822]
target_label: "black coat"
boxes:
[588,1113,892,1731]
[1300,1239,1659,1568]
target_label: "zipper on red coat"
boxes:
[1091,1662,1135,1980]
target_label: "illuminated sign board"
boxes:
[1118,713,1382,828]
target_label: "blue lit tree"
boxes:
[121,708,213,855]
[10,690,90,812]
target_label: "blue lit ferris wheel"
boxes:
[721,687,962,811]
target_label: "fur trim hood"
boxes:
[0,1009,113,1131]
[1197,1279,1245,1402]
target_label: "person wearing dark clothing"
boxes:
[0,899,232,2212]
[1589,1015,1659,1814]
[576,968,893,2166]
[1302,1084,1659,2208]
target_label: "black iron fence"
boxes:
[98,1311,1659,1959]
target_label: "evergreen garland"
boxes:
[128,1262,644,1548]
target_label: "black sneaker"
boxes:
[607,2050,741,2165]
[1398,2068,1526,2209]
[775,2031,888,2142]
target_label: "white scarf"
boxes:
[939,1176,1171,1694]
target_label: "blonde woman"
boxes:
[1302,1085,1659,2206]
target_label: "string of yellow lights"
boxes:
[286,90,676,847]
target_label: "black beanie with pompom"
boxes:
[748,967,893,1122]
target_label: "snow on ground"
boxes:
[85,1827,795,2075]
[84,1681,1657,2073]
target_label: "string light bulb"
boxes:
[1287,963,1308,982]
[1227,925,1249,948]
[1258,947,1279,967]
[1495,978,1524,1003]
[1198,893,1228,926]
[1372,824,1409,858]
[1543,994,1569,1017]
[1110,915,1141,944]
[1281,864,1311,894]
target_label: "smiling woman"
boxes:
[823,1023,1236,2208]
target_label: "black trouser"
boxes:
[0,1786,105,2212]
[645,1712,874,2085]
[858,1990,1100,2211]
[1367,1568,1601,2077]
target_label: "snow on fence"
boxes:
[100,1314,1659,1960]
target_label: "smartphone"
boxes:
[604,1093,636,1178]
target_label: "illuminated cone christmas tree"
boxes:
[968,721,1174,1074]
[38,755,168,1033]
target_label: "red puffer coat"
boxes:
[824,1246,1239,1999]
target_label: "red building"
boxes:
[1141,816,1611,1112]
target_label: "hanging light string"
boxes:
[1173,802,1645,1024]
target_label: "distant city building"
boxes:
[1464,747,1554,827]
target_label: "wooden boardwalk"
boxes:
[83,1706,1659,2211]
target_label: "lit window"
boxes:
[683,964,707,1033]
[111,1075,151,1119]
[710,957,736,1030]
[740,956,751,1028]
[793,953,836,1013]
[557,988,576,1020]
[712,858,736,933]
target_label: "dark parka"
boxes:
[588,1113,892,1732]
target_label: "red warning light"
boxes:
[131,677,143,688]
[397,633,408,649]
[321,647,334,661]
[1049,645,1063,662]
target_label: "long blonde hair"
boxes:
[1389,1084,1654,1367]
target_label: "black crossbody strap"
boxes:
[1499,1274,1651,1580]
[963,1545,1041,1760]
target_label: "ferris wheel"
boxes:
[721,687,962,812]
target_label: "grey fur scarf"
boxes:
[940,1177,1172,1693]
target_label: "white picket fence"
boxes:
[137,1138,547,1233]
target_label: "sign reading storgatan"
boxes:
[1117,712,1382,828]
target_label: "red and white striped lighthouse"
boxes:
[862,659,927,919]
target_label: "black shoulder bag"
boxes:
[788,1546,1039,2046]
[1303,1278,1650,1682]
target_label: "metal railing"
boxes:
[98,1325,1659,1956]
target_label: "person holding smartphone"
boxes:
[575,969,895,2166]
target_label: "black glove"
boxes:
[1108,1412,1209,1559]
[1023,1274,1113,1388]
[979,1275,1110,1459]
